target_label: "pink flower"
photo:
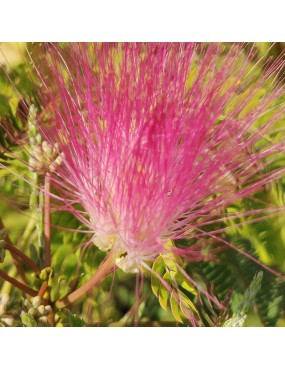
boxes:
[38,43,285,272]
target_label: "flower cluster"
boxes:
[36,43,285,272]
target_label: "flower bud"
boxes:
[0,304,5,316]
[23,298,30,308]
[1,315,14,326]
[38,316,48,325]
[44,305,52,314]
[32,296,41,309]
[42,141,53,156]
[38,305,45,316]
[39,267,53,281]
[28,307,36,316]
[1,293,9,306]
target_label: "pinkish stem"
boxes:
[0,218,40,274]
[55,250,117,309]
[0,269,38,296]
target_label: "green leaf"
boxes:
[179,290,198,314]
[63,253,80,279]
[158,276,169,311]
[224,271,263,327]
[29,243,40,265]
[175,272,197,296]
[59,309,86,327]
[170,293,183,323]
[21,312,38,327]
[224,314,247,327]
[50,278,70,302]
[151,256,165,297]
[162,254,178,273]
[151,254,198,322]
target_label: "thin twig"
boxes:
[4,242,40,273]
[0,269,38,296]
[38,281,48,298]
[11,254,28,283]
[0,218,39,275]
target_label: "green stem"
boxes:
[44,173,51,267]
[0,269,38,296]
[56,250,117,309]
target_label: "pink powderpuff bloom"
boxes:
[36,43,285,273]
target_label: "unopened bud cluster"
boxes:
[0,293,14,327]
[22,296,53,326]
[28,105,64,174]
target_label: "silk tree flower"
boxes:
[36,43,285,273]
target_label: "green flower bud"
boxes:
[27,105,37,131]
[39,267,53,281]
[27,105,63,174]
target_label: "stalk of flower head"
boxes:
[27,104,64,268]
[27,42,285,311]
